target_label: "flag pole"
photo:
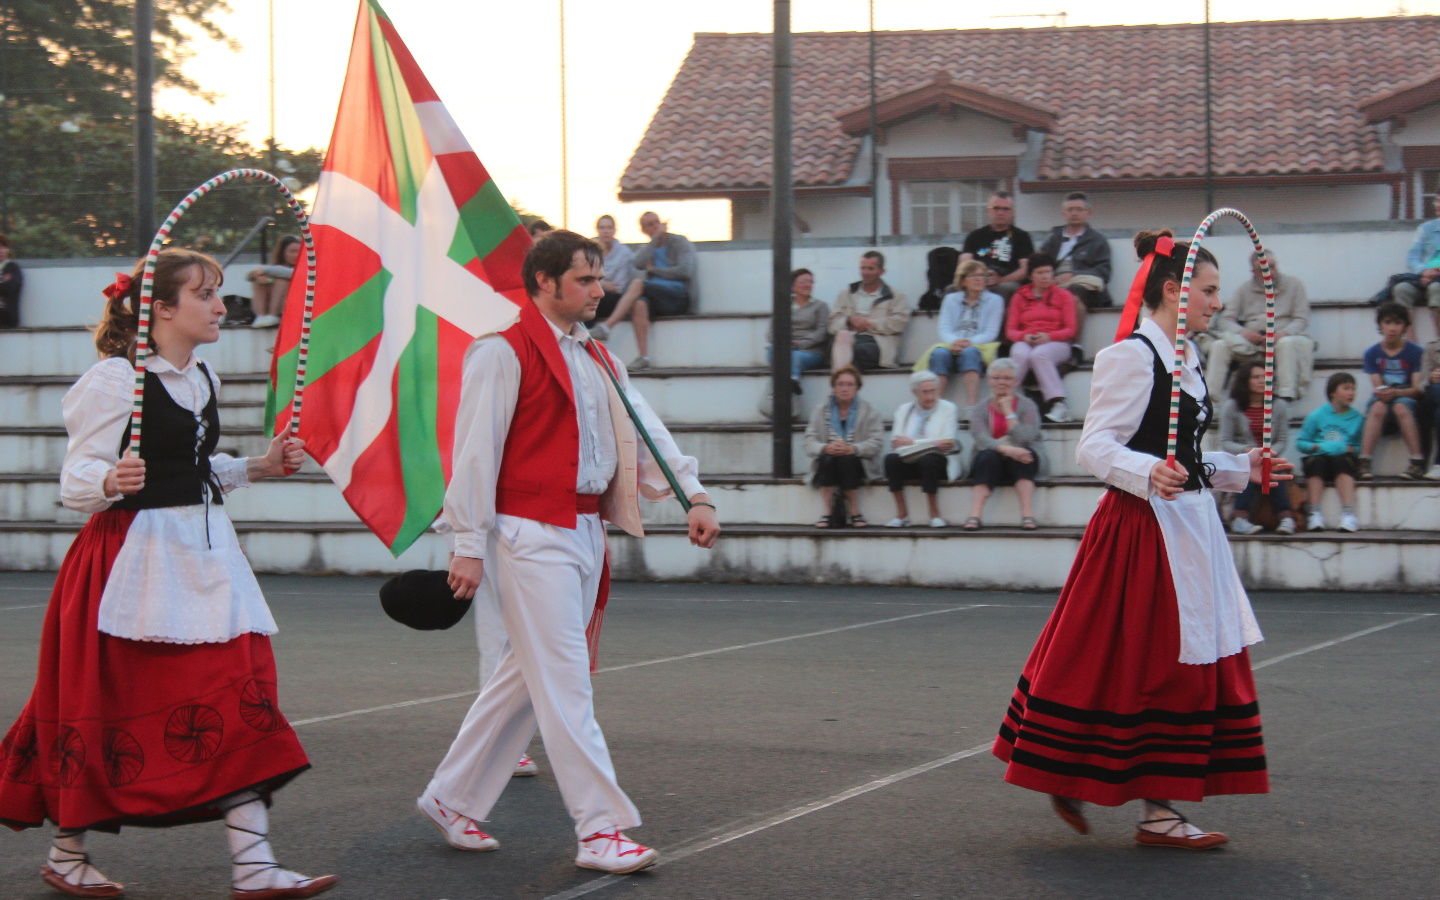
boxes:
[587,344,693,514]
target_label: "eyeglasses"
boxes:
[988,206,1013,211]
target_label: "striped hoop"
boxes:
[1170,207,1276,491]
[129,168,317,457]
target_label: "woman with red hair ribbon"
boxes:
[993,229,1292,851]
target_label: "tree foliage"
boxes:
[0,0,235,118]
[3,103,322,258]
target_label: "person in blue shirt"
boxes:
[1390,194,1440,337]
[587,211,697,369]
[1296,372,1364,532]
[1358,303,1426,480]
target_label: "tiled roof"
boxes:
[620,17,1440,195]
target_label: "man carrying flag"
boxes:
[420,231,721,874]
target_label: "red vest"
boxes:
[495,301,621,529]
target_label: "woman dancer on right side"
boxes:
[993,229,1291,850]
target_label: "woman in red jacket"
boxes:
[1005,252,1078,422]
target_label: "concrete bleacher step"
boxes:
[0,519,1433,591]
[2,470,1436,532]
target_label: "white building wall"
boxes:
[1389,105,1440,145]
[881,111,1028,158]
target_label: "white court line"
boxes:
[1251,613,1435,670]
[540,610,1436,900]
[0,604,45,612]
[543,742,996,900]
[289,604,984,729]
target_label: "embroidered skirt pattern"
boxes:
[0,510,310,832]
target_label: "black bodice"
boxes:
[112,361,225,510]
[1123,333,1213,492]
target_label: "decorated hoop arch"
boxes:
[1171,207,1276,491]
[128,168,317,457]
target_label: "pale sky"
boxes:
[159,2,1437,243]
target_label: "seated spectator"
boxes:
[1296,372,1363,532]
[829,250,911,371]
[1039,191,1111,360]
[1004,252,1077,423]
[1358,303,1426,480]
[883,371,960,528]
[590,213,634,326]
[959,190,1033,300]
[1202,251,1316,400]
[766,268,830,392]
[1222,362,1295,535]
[920,260,1004,408]
[804,366,883,527]
[1423,334,1440,480]
[526,219,554,240]
[1388,193,1440,338]
[247,234,300,328]
[964,359,1041,530]
[0,233,21,329]
[589,211,697,369]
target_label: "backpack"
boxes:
[918,246,961,312]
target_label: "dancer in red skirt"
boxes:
[0,250,337,899]
[994,229,1292,850]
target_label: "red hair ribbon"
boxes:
[101,272,133,301]
[1113,235,1175,342]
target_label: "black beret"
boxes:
[379,569,472,630]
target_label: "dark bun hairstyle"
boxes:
[93,249,223,361]
[1133,229,1218,311]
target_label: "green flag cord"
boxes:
[587,343,694,514]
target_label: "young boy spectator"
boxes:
[1424,334,1440,480]
[1358,303,1426,480]
[1296,372,1364,532]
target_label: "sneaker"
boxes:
[1229,517,1263,535]
[884,516,910,528]
[1338,513,1359,533]
[513,754,537,777]
[1275,516,1296,536]
[1306,510,1326,532]
[576,830,658,874]
[250,314,281,328]
[1044,400,1072,423]
[1426,464,1440,481]
[588,323,611,341]
[929,517,948,528]
[1402,460,1426,480]
[417,792,499,851]
[1356,456,1373,480]
[629,356,651,370]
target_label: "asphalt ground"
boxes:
[1,573,1436,900]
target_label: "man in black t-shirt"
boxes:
[960,191,1033,301]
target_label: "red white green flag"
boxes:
[266,0,528,555]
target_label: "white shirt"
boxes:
[1056,227,1084,261]
[1078,317,1261,664]
[445,316,704,561]
[61,355,275,644]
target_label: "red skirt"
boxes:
[993,489,1269,805]
[0,510,310,832]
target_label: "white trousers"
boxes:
[428,513,639,839]
[1204,332,1315,400]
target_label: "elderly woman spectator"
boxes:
[767,268,831,392]
[1005,252,1078,423]
[248,234,301,328]
[884,371,961,528]
[924,260,1005,407]
[965,358,1042,530]
[1222,361,1294,535]
[804,365,883,527]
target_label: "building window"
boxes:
[1418,169,1440,217]
[903,179,998,235]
